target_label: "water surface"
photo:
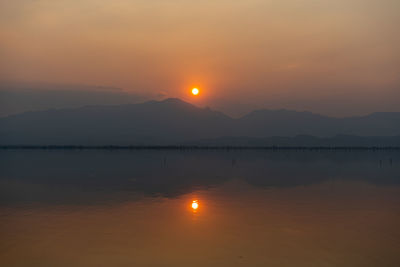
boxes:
[1,150,399,266]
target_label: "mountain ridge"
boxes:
[1,98,400,145]
[4,97,399,120]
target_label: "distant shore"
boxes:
[1,145,399,150]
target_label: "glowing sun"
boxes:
[191,88,199,96]
[191,200,199,210]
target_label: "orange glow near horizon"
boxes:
[1,0,399,117]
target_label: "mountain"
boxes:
[0,98,233,145]
[1,98,400,145]
[0,83,146,117]
[185,135,400,147]
[236,110,400,137]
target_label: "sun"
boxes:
[191,200,199,210]
[191,88,199,96]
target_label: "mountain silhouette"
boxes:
[1,98,400,145]
[185,135,400,147]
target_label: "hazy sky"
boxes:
[1,0,399,116]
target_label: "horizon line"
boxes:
[1,145,399,150]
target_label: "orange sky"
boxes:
[0,0,399,116]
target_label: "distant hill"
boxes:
[185,135,400,147]
[236,109,400,137]
[0,83,145,117]
[1,98,400,146]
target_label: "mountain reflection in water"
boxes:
[0,150,399,266]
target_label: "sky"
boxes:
[0,0,399,117]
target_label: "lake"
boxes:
[0,150,399,266]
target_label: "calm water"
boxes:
[0,150,400,266]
